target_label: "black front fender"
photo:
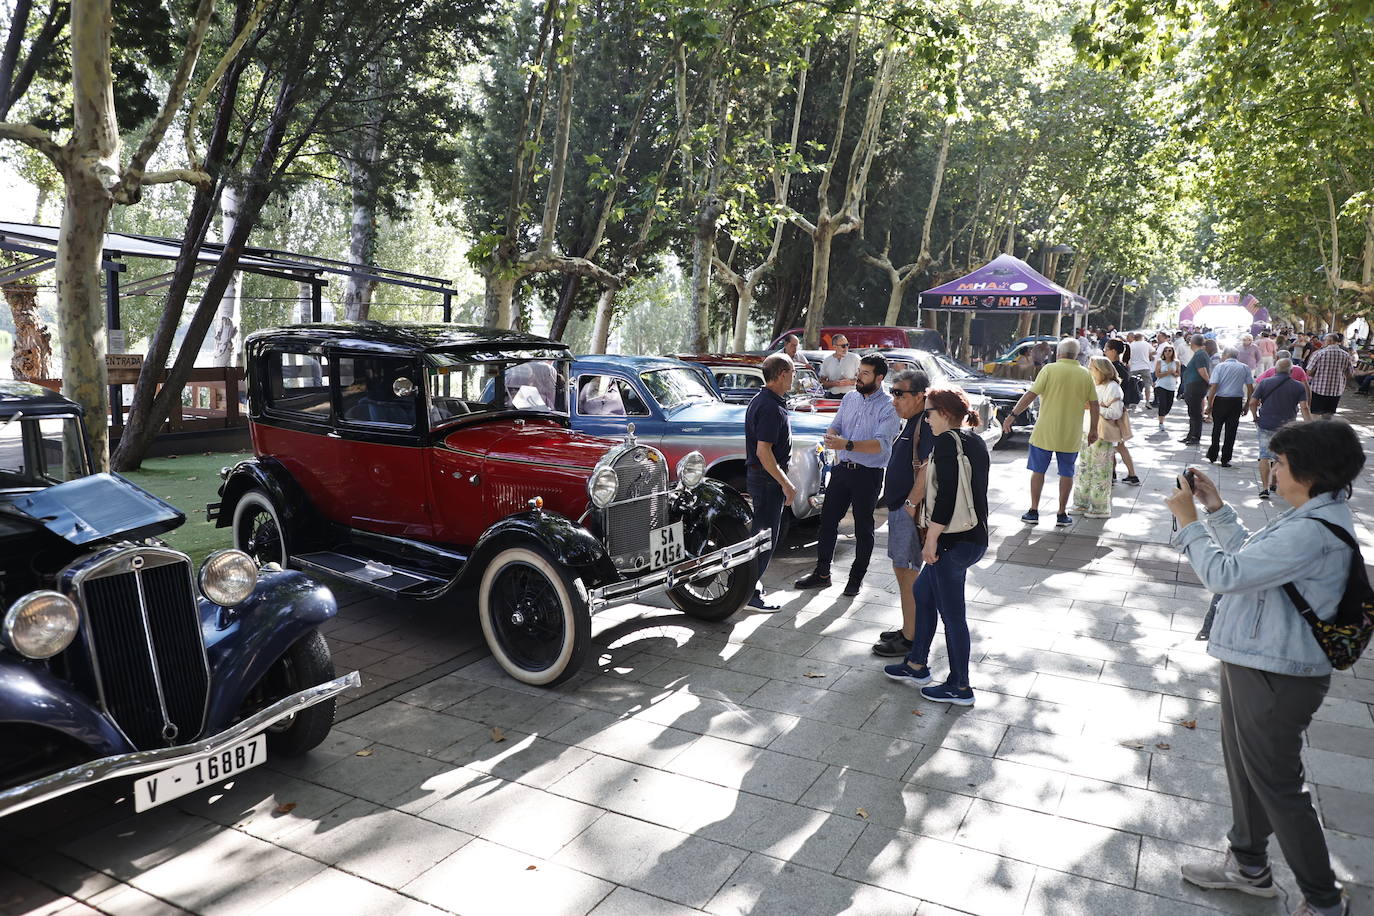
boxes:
[210,457,315,539]
[466,511,615,586]
[672,477,753,531]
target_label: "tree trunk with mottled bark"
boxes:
[3,281,50,379]
[589,286,615,352]
[210,183,241,366]
[342,60,383,320]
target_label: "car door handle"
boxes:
[326,431,342,438]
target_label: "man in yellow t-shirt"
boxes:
[1001,337,1100,526]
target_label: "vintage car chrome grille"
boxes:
[73,548,210,750]
[605,446,670,571]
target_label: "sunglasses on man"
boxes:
[891,388,924,399]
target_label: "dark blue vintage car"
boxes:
[0,382,357,819]
[570,355,835,533]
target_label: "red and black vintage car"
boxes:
[209,323,768,687]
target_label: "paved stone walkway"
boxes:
[4,400,1374,916]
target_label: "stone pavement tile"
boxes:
[439,683,564,730]
[4,851,120,902]
[1081,716,1226,766]
[0,865,86,916]
[1328,675,1374,705]
[1159,693,1222,731]
[727,625,826,657]
[59,807,212,880]
[1098,661,1220,703]
[1327,828,1374,885]
[436,727,596,789]
[552,812,746,908]
[1024,867,1214,916]
[954,688,1088,738]
[861,704,1007,758]
[979,647,1104,682]
[276,797,471,888]
[1312,696,1374,728]
[87,882,193,915]
[308,743,452,807]
[1317,785,1374,839]
[953,798,1142,887]
[1306,720,1374,758]
[706,852,920,916]
[636,658,770,704]
[1048,633,1170,669]
[971,620,1061,654]
[719,645,851,686]
[798,765,972,839]
[337,700,487,757]
[394,674,487,711]
[1028,672,1164,719]
[1304,747,1374,793]
[546,708,700,768]
[402,838,612,916]
[125,823,328,915]
[173,767,353,843]
[559,674,674,715]
[746,680,884,727]
[1134,835,1293,916]
[994,727,1151,789]
[252,868,448,915]
[804,633,938,669]
[780,722,923,781]
[964,661,1041,698]
[1057,774,1233,846]
[265,728,376,779]
[664,735,827,803]
[549,754,741,835]
[903,746,1068,814]
[365,653,441,681]
[1096,602,1176,632]
[588,886,706,916]
[1146,754,1231,805]
[694,793,867,873]
[402,765,601,859]
[629,690,797,748]
[836,823,1036,915]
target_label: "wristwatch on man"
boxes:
[903,498,916,509]
[845,439,854,451]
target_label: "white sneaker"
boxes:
[1179,851,1279,898]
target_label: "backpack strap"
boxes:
[1282,518,1360,624]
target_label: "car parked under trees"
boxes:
[209,323,769,688]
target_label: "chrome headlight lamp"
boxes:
[589,466,620,508]
[3,591,80,659]
[676,451,706,489]
[199,549,260,607]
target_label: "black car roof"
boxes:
[0,380,84,417]
[245,322,569,356]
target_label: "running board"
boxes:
[294,551,449,598]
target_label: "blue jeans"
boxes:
[747,469,786,589]
[906,540,986,689]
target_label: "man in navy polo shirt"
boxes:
[744,354,798,609]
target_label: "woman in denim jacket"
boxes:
[1167,420,1363,916]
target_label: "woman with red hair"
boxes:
[884,388,991,705]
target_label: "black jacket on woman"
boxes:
[929,428,990,550]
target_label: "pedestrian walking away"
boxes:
[884,388,990,706]
[873,368,934,657]
[1205,348,1255,467]
[796,354,898,596]
[1154,344,1181,431]
[1104,339,1141,483]
[1074,357,1128,518]
[1235,333,1262,373]
[1168,420,1364,916]
[1248,357,1311,499]
[743,354,798,609]
[1129,333,1155,408]
[1305,333,1354,417]
[819,335,860,396]
[1002,337,1100,527]
[1255,331,1277,373]
[1181,333,1213,444]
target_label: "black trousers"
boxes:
[815,463,883,582]
[1155,387,1176,419]
[1208,396,1243,464]
[1183,380,1208,441]
[746,469,785,589]
[1220,663,1340,907]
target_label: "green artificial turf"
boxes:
[119,450,252,567]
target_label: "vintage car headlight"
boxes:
[588,466,620,508]
[199,549,260,607]
[3,591,80,659]
[676,451,706,489]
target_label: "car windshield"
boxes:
[792,368,823,397]
[425,355,570,427]
[641,368,717,410]
[934,354,980,379]
[0,413,88,488]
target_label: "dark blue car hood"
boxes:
[4,473,183,546]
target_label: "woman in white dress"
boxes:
[1074,357,1130,518]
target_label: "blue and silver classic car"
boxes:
[0,382,357,818]
[570,355,834,536]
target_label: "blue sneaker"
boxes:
[883,662,933,685]
[1055,512,1073,527]
[921,682,975,706]
[1021,509,1039,523]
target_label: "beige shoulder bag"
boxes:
[919,431,979,534]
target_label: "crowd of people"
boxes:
[743,321,1366,916]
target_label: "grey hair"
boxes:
[761,353,795,382]
[1275,358,1293,373]
[782,334,800,346]
[1221,347,1238,360]
[1056,337,1080,358]
[888,368,929,394]
[1276,349,1292,360]
[1190,334,1205,347]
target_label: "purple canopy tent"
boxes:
[917,254,1089,315]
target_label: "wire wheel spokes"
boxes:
[246,511,282,564]
[491,561,566,670]
[678,528,728,601]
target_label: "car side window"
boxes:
[715,370,762,390]
[266,351,331,419]
[338,355,416,427]
[576,375,649,417]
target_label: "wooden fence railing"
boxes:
[35,367,246,435]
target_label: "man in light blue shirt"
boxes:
[795,354,899,596]
[1205,348,1254,467]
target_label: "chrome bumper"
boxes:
[0,671,361,819]
[588,530,771,611]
